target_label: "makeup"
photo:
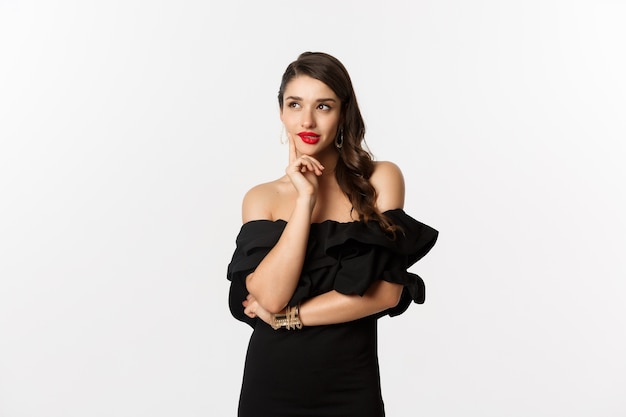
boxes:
[297,132,320,144]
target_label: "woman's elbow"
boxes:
[245,273,288,313]
[260,298,287,314]
[381,282,403,309]
[367,280,403,309]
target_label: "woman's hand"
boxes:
[285,135,324,205]
[243,294,273,325]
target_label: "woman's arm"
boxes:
[243,160,408,325]
[243,191,314,313]
[244,280,403,326]
[243,137,324,313]
[299,281,403,325]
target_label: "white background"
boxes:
[1,1,625,416]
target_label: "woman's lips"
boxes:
[297,132,320,144]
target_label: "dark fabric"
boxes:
[227,209,438,323]
[238,317,385,417]
[226,209,438,416]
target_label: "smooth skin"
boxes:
[242,75,405,326]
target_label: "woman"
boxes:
[227,52,438,417]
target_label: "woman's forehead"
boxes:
[283,75,338,100]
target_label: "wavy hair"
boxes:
[278,52,397,236]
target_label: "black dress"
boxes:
[227,209,438,417]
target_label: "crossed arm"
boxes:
[242,159,406,327]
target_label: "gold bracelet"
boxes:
[270,312,288,330]
[270,304,302,330]
[287,304,303,330]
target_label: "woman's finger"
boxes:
[244,303,256,317]
[287,136,324,175]
[291,156,324,175]
[288,132,297,165]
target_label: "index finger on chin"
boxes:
[288,133,297,164]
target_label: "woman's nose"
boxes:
[301,109,315,128]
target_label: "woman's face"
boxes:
[280,75,341,157]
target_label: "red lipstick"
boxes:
[297,132,320,144]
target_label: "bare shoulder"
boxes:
[370,161,405,212]
[241,176,292,223]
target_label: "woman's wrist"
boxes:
[294,195,316,212]
[271,304,303,330]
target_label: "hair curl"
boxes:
[278,52,398,236]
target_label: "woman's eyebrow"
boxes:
[285,95,337,103]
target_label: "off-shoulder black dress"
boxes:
[227,209,438,417]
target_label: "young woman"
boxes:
[227,52,438,417]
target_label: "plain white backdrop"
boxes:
[1,1,625,416]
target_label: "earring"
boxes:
[335,129,344,150]
[279,126,288,144]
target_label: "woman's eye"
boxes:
[317,104,331,110]
[288,102,300,108]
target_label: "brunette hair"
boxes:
[278,52,397,235]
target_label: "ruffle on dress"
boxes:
[227,209,438,327]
